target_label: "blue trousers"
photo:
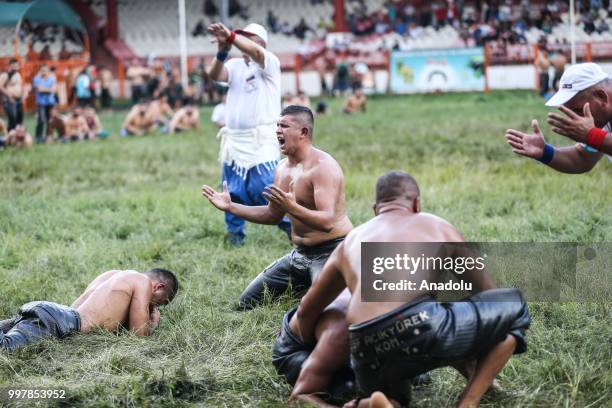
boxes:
[222,161,290,238]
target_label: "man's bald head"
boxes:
[281,105,314,138]
[375,171,420,205]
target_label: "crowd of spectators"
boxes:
[192,0,331,41]
[343,0,612,48]
[17,21,85,62]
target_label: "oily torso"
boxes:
[73,270,142,332]
[276,149,352,246]
[341,211,462,325]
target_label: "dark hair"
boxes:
[375,171,420,204]
[281,105,314,137]
[9,58,18,64]
[146,268,179,303]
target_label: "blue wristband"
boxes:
[216,51,228,62]
[538,143,554,164]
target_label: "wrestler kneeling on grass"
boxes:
[202,105,353,310]
[1,268,178,351]
[291,171,531,408]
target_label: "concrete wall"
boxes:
[281,62,612,95]
[111,62,612,99]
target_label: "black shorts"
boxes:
[1,301,81,351]
[349,288,530,404]
[238,237,345,309]
[272,307,355,398]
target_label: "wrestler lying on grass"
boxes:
[1,268,179,351]
[290,171,531,408]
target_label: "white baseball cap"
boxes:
[545,62,610,107]
[236,23,268,46]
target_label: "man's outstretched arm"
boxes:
[506,119,603,173]
[208,22,266,68]
[202,180,286,225]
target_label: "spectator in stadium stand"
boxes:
[99,66,113,110]
[59,43,71,60]
[293,18,313,40]
[32,64,57,144]
[0,58,25,131]
[206,21,291,246]
[267,10,279,34]
[211,93,226,129]
[342,88,367,114]
[203,0,217,17]
[26,41,39,61]
[126,59,149,104]
[536,45,551,97]
[39,44,52,61]
[192,20,206,37]
[506,63,612,171]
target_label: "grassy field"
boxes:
[0,91,610,407]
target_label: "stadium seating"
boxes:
[90,0,335,57]
[98,0,612,59]
[0,26,83,59]
[5,1,611,60]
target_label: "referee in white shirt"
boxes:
[206,22,291,246]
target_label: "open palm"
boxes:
[505,119,546,159]
[202,181,231,211]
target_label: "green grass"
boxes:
[0,91,610,407]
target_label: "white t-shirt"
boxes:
[211,102,226,127]
[224,50,281,130]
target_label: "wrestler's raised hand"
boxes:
[505,119,546,159]
[263,184,297,213]
[202,181,231,211]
